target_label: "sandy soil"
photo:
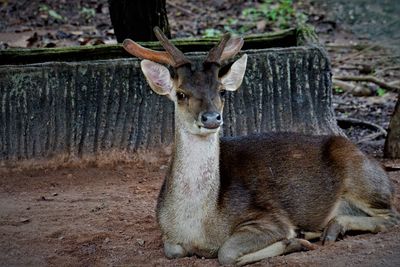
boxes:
[0,151,399,267]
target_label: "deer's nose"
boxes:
[200,112,222,129]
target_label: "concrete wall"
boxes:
[0,46,340,160]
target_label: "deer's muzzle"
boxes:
[200,111,222,129]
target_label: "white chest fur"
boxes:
[159,130,221,249]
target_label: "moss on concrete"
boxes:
[0,28,306,65]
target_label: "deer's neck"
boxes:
[157,123,223,252]
[169,126,220,204]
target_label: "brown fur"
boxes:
[124,33,399,266]
[175,65,225,122]
[219,133,394,230]
[156,131,399,265]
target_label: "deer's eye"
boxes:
[220,90,226,97]
[176,92,187,101]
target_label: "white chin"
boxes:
[190,125,220,135]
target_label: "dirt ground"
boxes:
[0,151,400,267]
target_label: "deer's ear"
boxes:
[220,54,247,91]
[140,60,173,96]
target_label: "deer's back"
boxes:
[219,133,365,231]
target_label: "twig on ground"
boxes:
[167,2,194,16]
[337,44,380,62]
[390,81,400,87]
[333,65,361,70]
[375,66,400,74]
[333,79,357,92]
[357,132,386,144]
[333,75,400,92]
[336,117,387,143]
[325,43,369,50]
[382,159,400,171]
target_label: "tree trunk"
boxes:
[108,0,170,42]
[384,95,400,158]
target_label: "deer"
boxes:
[122,27,399,265]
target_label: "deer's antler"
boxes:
[204,34,244,66]
[123,27,192,68]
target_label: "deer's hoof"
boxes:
[164,242,186,259]
[321,218,345,245]
[218,246,238,265]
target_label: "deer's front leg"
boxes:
[218,221,309,265]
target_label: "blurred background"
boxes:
[0,0,398,51]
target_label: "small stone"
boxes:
[351,86,373,96]
[58,236,65,241]
[20,218,30,224]
[256,20,267,31]
[160,165,168,170]
[52,193,58,196]
[136,238,145,246]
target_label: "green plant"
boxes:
[241,0,306,30]
[377,87,386,96]
[334,86,344,94]
[203,28,222,38]
[39,4,65,21]
[203,0,308,37]
[226,18,238,26]
[80,7,96,21]
[222,18,248,35]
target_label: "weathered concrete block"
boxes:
[0,31,340,160]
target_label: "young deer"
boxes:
[123,28,399,265]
